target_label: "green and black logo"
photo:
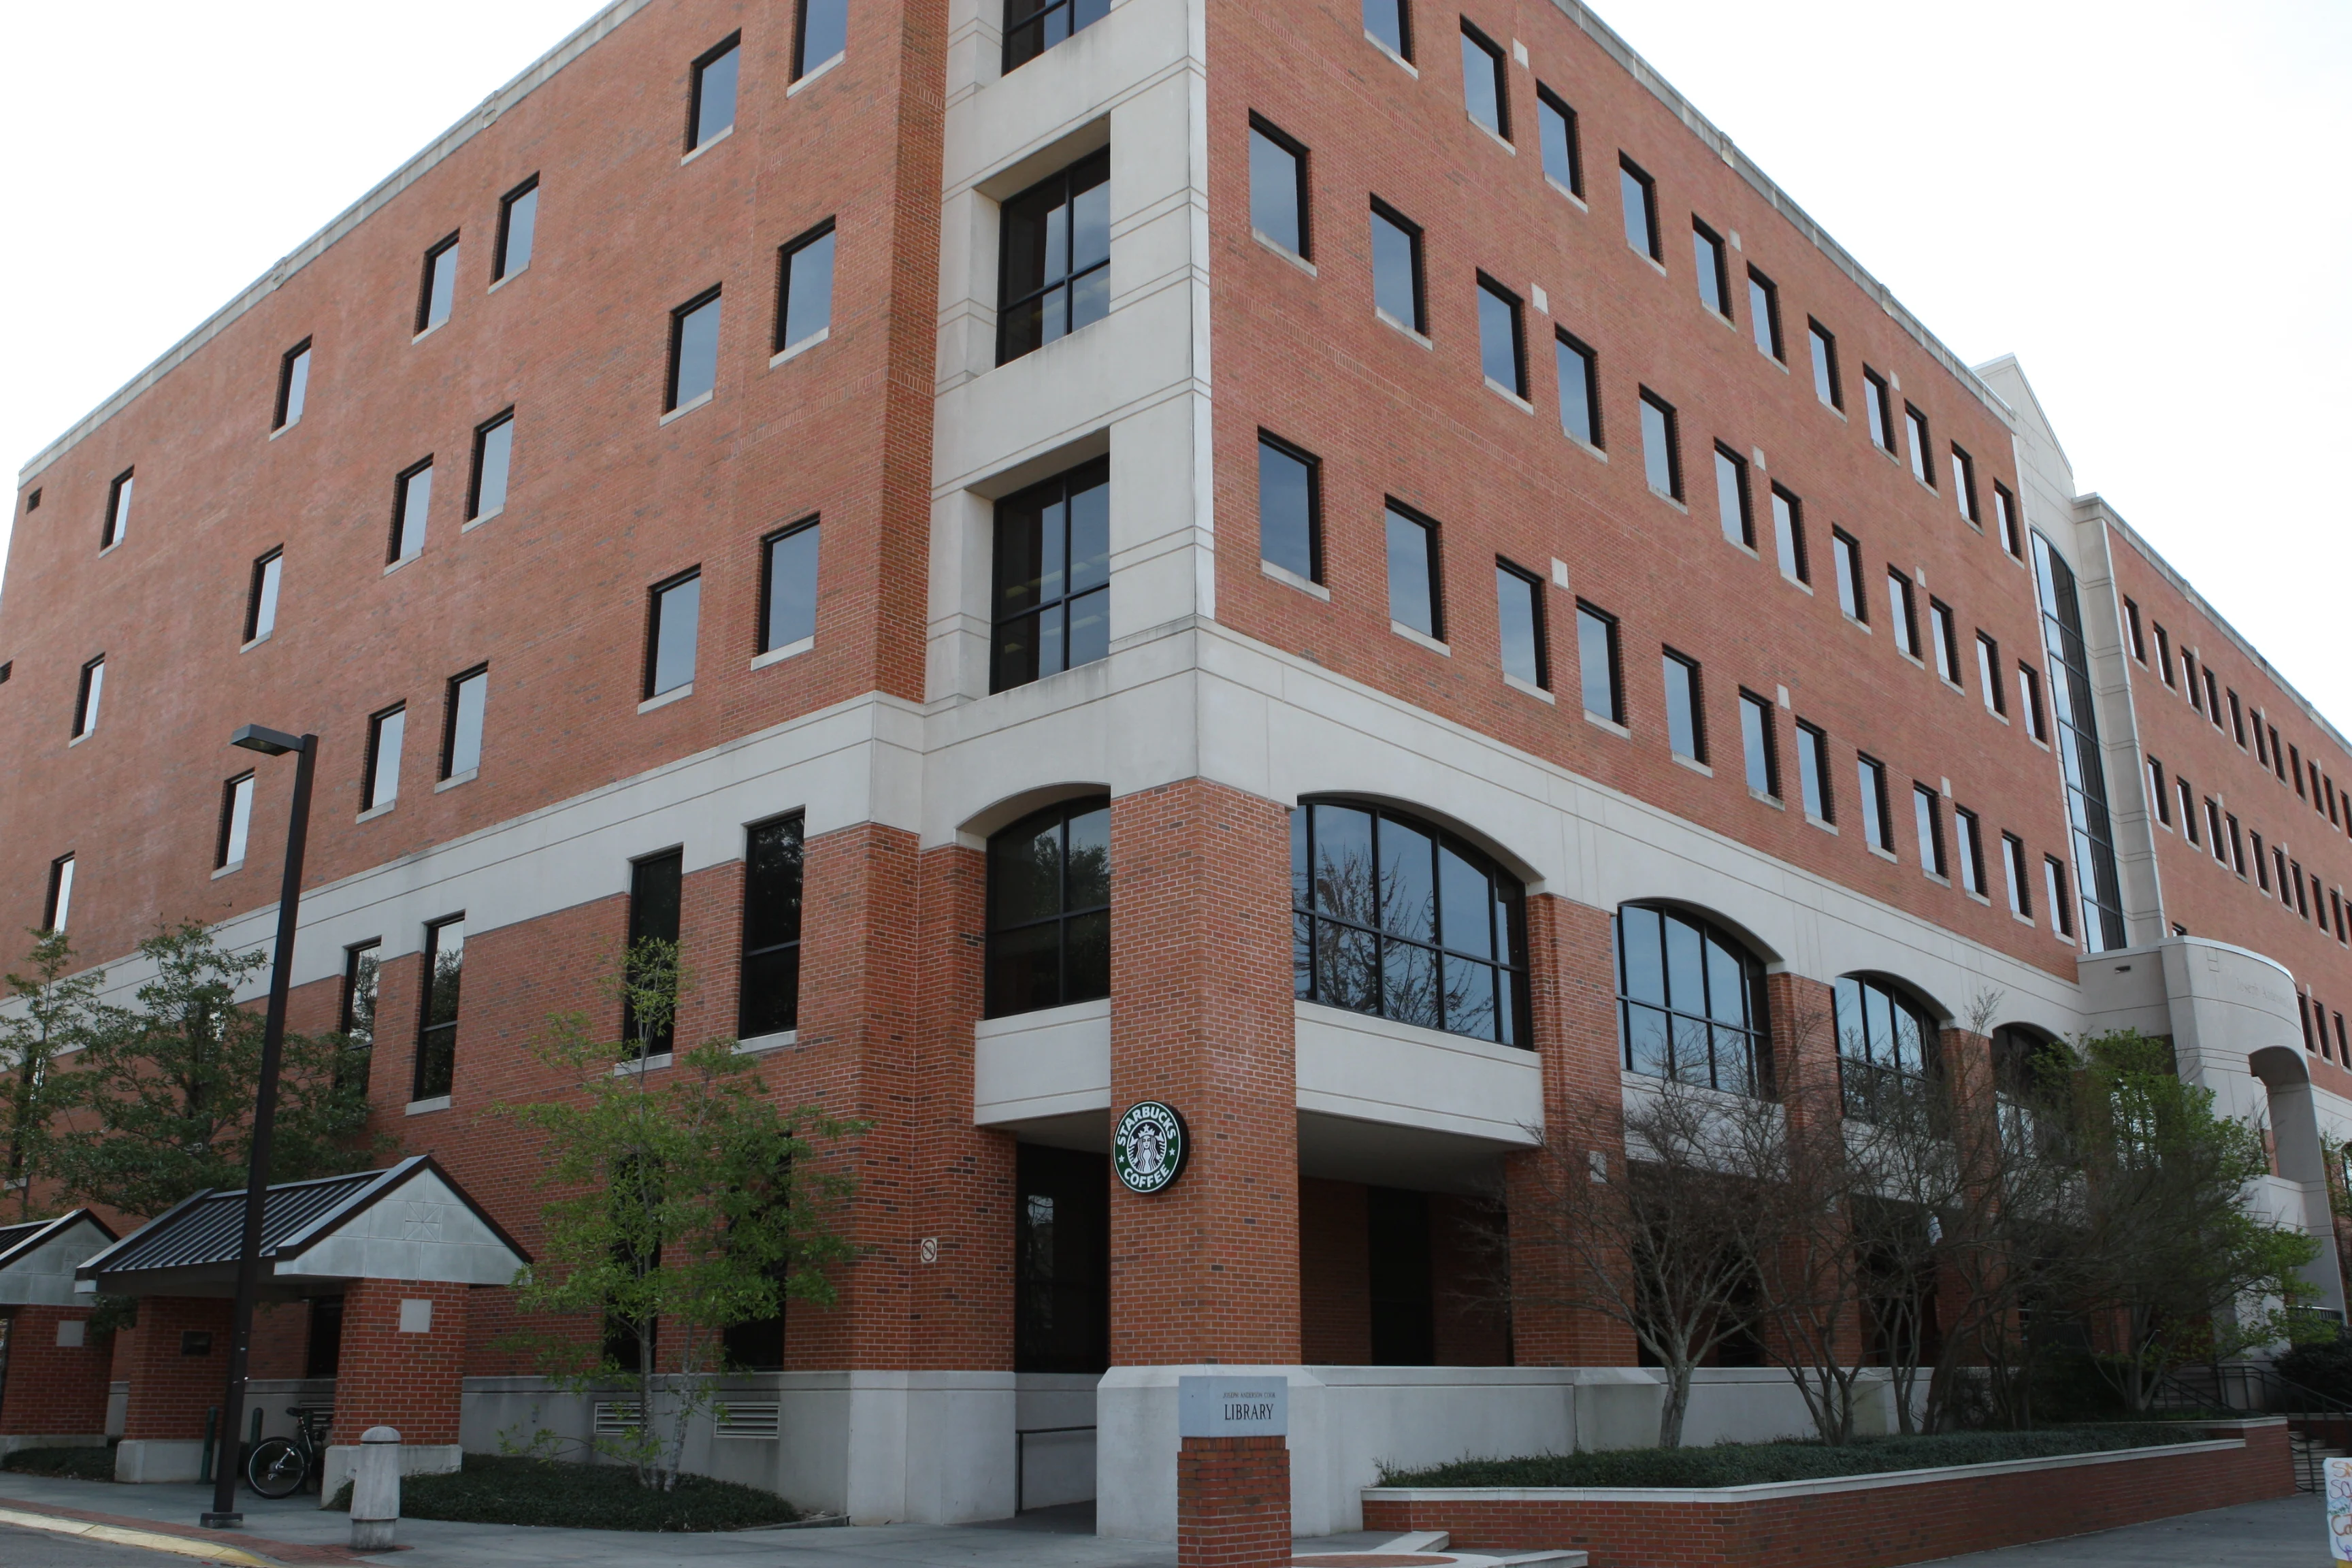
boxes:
[1113,1100,1188,1194]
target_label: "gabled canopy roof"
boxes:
[76,1156,527,1300]
[0,1211,119,1307]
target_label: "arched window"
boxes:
[1991,1024,2061,1147]
[1835,975,1940,1122]
[1292,800,1529,1047]
[987,798,1110,1017]
[1614,904,1770,1096]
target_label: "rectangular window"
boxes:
[1887,570,1918,659]
[1914,785,1946,878]
[71,655,103,738]
[2177,776,2198,843]
[774,220,837,353]
[992,459,1110,691]
[1385,502,1442,640]
[2227,813,2247,875]
[1739,690,1778,798]
[2203,667,2223,729]
[1976,634,2004,713]
[2297,864,2312,918]
[442,666,487,780]
[1476,274,1527,397]
[1769,484,1807,582]
[740,814,806,1037]
[101,470,133,550]
[389,459,432,562]
[1662,650,1705,763]
[363,705,405,811]
[1554,331,1601,447]
[1948,444,1978,523]
[2273,727,2286,780]
[1712,444,1752,548]
[1955,807,1986,896]
[1993,482,2021,556]
[1363,0,1410,59]
[1577,601,1622,723]
[1249,117,1309,257]
[689,33,740,150]
[2228,690,2246,747]
[1006,0,1110,71]
[1863,370,1894,451]
[274,340,311,430]
[494,176,538,280]
[999,151,1110,363]
[2003,832,2031,915]
[1691,220,1730,318]
[245,549,282,643]
[414,916,464,1102]
[341,941,381,1050]
[1619,156,1660,259]
[1746,267,1783,359]
[1496,562,1546,688]
[416,233,460,335]
[1460,22,1509,139]
[1535,85,1581,194]
[43,856,74,934]
[645,570,702,698]
[1257,433,1321,582]
[2295,745,2307,797]
[668,288,723,410]
[623,850,683,1058]
[760,517,822,654]
[217,772,255,869]
[1808,319,1842,408]
[2183,653,2201,711]
[1929,599,1961,683]
[2276,847,2291,898]
[2155,624,2175,686]
[1858,755,1892,851]
[1796,721,1832,821]
[1832,529,1865,621]
[1904,405,1934,485]
[2123,597,2146,663]
[2255,712,2270,765]
[1371,199,1426,333]
[2205,799,2226,862]
[2148,756,2170,824]
[794,0,849,78]
[1639,389,1681,499]
[468,411,513,520]
[2253,831,2269,888]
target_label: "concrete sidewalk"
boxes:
[1931,1491,2323,1565]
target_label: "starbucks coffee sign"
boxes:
[1113,1100,1188,1194]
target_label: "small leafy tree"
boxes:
[501,938,865,1491]
[1,931,106,1218]
[52,923,374,1218]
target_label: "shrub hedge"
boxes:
[328,1453,802,1532]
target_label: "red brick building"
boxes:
[4,0,2346,1535]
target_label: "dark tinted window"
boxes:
[1460,22,1507,137]
[1618,157,1659,258]
[1258,434,1320,583]
[1496,562,1544,688]
[442,666,487,779]
[1476,276,1525,396]
[1249,118,1308,257]
[1662,650,1703,762]
[1616,903,1770,1095]
[416,235,459,333]
[1577,602,1621,722]
[275,341,311,429]
[647,572,702,698]
[1639,390,1680,498]
[414,917,465,1100]
[761,519,821,653]
[776,222,837,352]
[1555,331,1600,447]
[1371,200,1424,332]
[1747,269,1782,359]
[624,850,683,1058]
[689,36,740,149]
[740,815,805,1038]
[992,458,1110,691]
[1385,503,1440,638]
[987,798,1111,1016]
[495,178,538,279]
[468,412,513,519]
[1692,220,1729,316]
[668,289,723,409]
[390,459,431,561]
[999,151,1111,364]
[1005,0,1107,71]
[1835,975,1938,1122]
[1536,86,1580,193]
[795,0,848,76]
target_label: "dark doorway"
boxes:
[305,1296,345,1377]
[1016,1143,1109,1373]
[1368,1186,1435,1365]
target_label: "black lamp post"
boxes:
[203,725,316,1530]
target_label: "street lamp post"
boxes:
[203,725,317,1530]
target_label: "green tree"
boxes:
[500,938,864,1491]
[1,931,107,1219]
[51,923,374,1218]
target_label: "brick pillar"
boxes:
[329,1280,467,1446]
[1177,1435,1290,1568]
[120,1297,232,1441]
[1108,780,1298,1366]
[0,1305,111,1439]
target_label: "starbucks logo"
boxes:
[1113,1100,1189,1194]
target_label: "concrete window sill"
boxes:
[787,52,845,96]
[1673,754,1714,779]
[412,321,447,346]
[384,554,417,576]
[434,769,478,794]
[1376,308,1433,348]
[1253,231,1317,276]
[639,683,693,714]
[1504,673,1554,704]
[269,420,299,441]
[2014,911,2038,928]
[1484,379,1534,414]
[772,327,830,368]
[357,802,395,823]
[240,632,272,653]
[1750,789,1785,810]
[68,730,92,748]
[1365,31,1418,75]
[736,1030,798,1056]
[211,862,243,880]
[488,268,525,294]
[1391,621,1449,655]
[614,1052,674,1077]
[1806,813,1839,835]
[680,127,732,165]
[405,1096,451,1117]
[1262,559,1330,600]
[1652,491,1688,514]
[752,638,814,670]
[1544,174,1586,210]
[1469,115,1515,154]
[661,391,714,426]
[461,507,504,534]
[1563,432,1607,464]
[1584,712,1630,738]
[1868,843,1899,864]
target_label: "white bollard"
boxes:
[349,1426,402,1551]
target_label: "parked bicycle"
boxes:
[244,1406,326,1499]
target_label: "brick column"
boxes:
[329,1280,468,1446]
[120,1298,231,1441]
[0,1305,111,1441]
[1177,1435,1290,1568]
[1108,780,1298,1366]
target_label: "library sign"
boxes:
[1178,1375,1288,1438]
[1113,1100,1189,1194]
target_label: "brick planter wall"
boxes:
[1360,1420,2294,1568]
[0,1305,112,1438]
[1179,1434,1291,1568]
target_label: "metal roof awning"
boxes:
[0,1211,119,1307]
[76,1156,528,1301]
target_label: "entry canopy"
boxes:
[0,1211,119,1307]
[76,1156,528,1301]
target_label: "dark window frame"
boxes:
[773,218,839,353]
[493,175,540,281]
[1458,19,1510,140]
[273,339,312,431]
[2046,856,2074,936]
[1369,197,1427,334]
[1796,719,1833,822]
[1746,265,1784,359]
[1615,902,1773,1096]
[644,568,704,700]
[687,33,742,151]
[991,458,1112,692]
[739,812,806,1039]
[1004,0,1113,73]
[440,664,489,781]
[997,150,1113,365]
[2002,832,2031,916]
[71,655,103,738]
[1495,558,1548,690]
[1993,481,2022,556]
[1913,783,1947,878]
[986,796,1113,1018]
[389,457,434,563]
[1955,805,1987,897]
[1691,218,1731,319]
[2123,597,2146,662]
[1808,318,1843,408]
[1247,114,1312,259]
[1832,527,1867,622]
[1256,430,1324,585]
[244,548,284,644]
[412,915,466,1102]
[466,409,515,521]
[1904,404,1936,486]
[1475,272,1528,398]
[1362,0,1412,59]
[1534,83,1582,194]
[43,855,74,934]
[1554,329,1602,448]
[1738,688,1780,799]
[666,286,724,412]
[1637,387,1682,499]
[1858,753,1893,851]
[1769,483,1808,582]
[1576,600,1624,724]
[622,849,685,1059]
[1835,973,1942,1123]
[216,771,255,869]
[1712,442,1754,548]
[362,703,405,811]
[1861,368,1895,451]
[1661,646,1706,764]
[1929,597,1961,684]
[792,0,849,79]
[1950,443,1978,522]
[758,515,823,655]
[414,232,461,336]
[1617,154,1661,259]
[101,469,134,551]
[1384,498,1446,642]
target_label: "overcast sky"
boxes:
[5,0,2346,721]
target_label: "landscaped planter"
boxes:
[1360,1419,2293,1568]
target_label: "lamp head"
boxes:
[231,724,304,756]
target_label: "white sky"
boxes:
[4,0,2347,719]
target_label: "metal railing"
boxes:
[2153,1362,2352,1492]
[1013,1424,1096,1514]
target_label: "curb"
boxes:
[0,1505,279,1565]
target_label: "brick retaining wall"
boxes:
[1360,1420,2294,1567]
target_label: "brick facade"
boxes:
[329,1279,468,1446]
[1177,1435,1291,1568]
[0,1306,112,1437]
[119,1297,233,1443]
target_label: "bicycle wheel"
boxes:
[246,1437,308,1499]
